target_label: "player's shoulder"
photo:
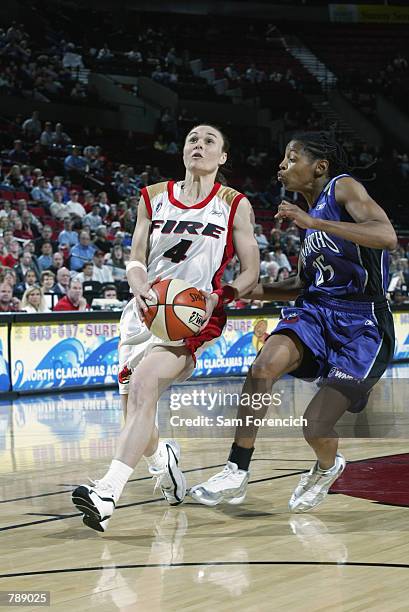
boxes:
[216,185,246,208]
[333,174,366,202]
[142,181,169,201]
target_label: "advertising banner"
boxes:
[393,310,409,361]
[194,314,280,377]
[0,322,10,392]
[194,310,409,377]
[6,310,409,391]
[11,320,120,391]
[329,4,409,23]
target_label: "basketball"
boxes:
[144,279,207,340]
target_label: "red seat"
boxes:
[15,191,29,200]
[0,190,15,201]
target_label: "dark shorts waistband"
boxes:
[302,294,389,315]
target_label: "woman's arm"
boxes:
[275,177,397,250]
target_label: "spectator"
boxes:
[51,123,72,147]
[50,190,69,220]
[14,251,36,283]
[65,190,86,219]
[58,218,78,247]
[117,175,138,198]
[14,268,37,298]
[83,203,102,231]
[62,44,84,69]
[40,121,53,147]
[106,244,126,280]
[53,266,71,296]
[34,225,57,255]
[1,268,17,291]
[93,225,111,254]
[270,244,292,271]
[37,241,54,271]
[265,261,279,283]
[3,164,24,189]
[92,250,114,283]
[277,267,290,282]
[21,285,50,313]
[49,251,64,276]
[260,251,274,277]
[254,225,269,250]
[74,261,94,283]
[64,146,87,174]
[31,176,54,208]
[0,239,20,268]
[53,277,88,311]
[22,110,41,140]
[102,285,118,299]
[70,230,96,271]
[8,139,29,163]
[0,281,21,312]
[40,270,57,308]
[97,43,114,61]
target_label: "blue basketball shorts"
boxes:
[271,295,395,402]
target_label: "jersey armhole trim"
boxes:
[141,187,152,219]
[227,193,244,256]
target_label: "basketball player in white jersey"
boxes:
[72,124,260,531]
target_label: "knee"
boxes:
[250,355,278,381]
[127,376,157,411]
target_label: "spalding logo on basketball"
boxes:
[144,278,206,341]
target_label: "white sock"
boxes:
[98,459,134,502]
[317,461,336,474]
[144,441,166,471]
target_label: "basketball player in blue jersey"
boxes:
[72,124,260,531]
[190,132,397,512]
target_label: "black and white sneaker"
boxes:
[72,480,116,532]
[150,440,186,506]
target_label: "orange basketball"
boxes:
[144,279,206,341]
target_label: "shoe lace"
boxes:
[88,478,114,494]
[208,463,235,483]
[150,468,170,493]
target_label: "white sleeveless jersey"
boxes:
[140,181,245,293]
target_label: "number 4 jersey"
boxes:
[300,174,389,301]
[141,181,245,292]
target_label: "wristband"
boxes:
[211,285,236,306]
[126,260,147,274]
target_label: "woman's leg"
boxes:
[302,385,351,469]
[115,345,194,468]
[233,330,305,449]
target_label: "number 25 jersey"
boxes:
[300,174,389,300]
[141,181,245,293]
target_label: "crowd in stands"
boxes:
[0,101,408,312]
[0,7,408,312]
[0,23,93,105]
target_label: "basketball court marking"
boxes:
[2,560,409,580]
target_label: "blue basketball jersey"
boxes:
[300,174,389,300]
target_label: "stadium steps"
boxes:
[285,35,338,91]
[306,93,362,143]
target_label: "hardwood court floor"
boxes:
[1,378,409,611]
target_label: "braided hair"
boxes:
[292,131,351,178]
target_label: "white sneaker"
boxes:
[189,461,249,506]
[72,480,115,532]
[288,453,346,513]
[150,440,186,506]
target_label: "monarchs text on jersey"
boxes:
[141,181,244,293]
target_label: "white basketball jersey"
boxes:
[141,181,245,293]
